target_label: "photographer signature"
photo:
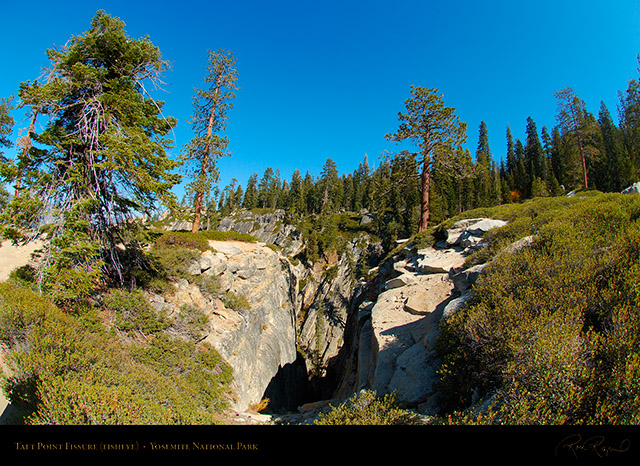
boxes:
[555,434,630,458]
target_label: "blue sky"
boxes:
[2,0,640,198]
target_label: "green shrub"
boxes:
[102,289,169,336]
[0,282,54,349]
[7,265,37,289]
[155,231,211,251]
[169,304,210,342]
[265,243,280,252]
[0,282,234,425]
[314,390,421,425]
[200,230,258,243]
[222,291,250,312]
[436,192,640,424]
[149,247,200,281]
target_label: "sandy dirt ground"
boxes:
[0,239,42,282]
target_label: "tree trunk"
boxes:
[191,188,205,232]
[578,141,589,189]
[191,81,221,233]
[418,160,431,232]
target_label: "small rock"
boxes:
[384,273,416,290]
[622,182,640,194]
[502,235,534,254]
[199,255,212,272]
[187,261,202,275]
[360,213,374,225]
[441,293,471,321]
[404,290,436,314]
[452,263,488,293]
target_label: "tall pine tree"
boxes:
[181,49,238,232]
[386,86,466,232]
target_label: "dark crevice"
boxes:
[261,352,317,413]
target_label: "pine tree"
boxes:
[181,48,238,232]
[353,154,371,212]
[242,172,259,209]
[0,97,13,159]
[524,117,546,188]
[289,169,305,216]
[617,79,640,183]
[386,86,467,232]
[0,97,13,213]
[258,167,277,209]
[474,121,493,206]
[303,172,318,214]
[1,11,181,297]
[598,101,631,191]
[319,158,339,214]
[554,88,598,189]
[432,147,475,214]
[514,139,527,199]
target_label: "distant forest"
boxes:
[2,9,640,267]
[208,77,640,245]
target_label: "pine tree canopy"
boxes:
[385,85,467,232]
[181,48,238,232]
[0,10,181,296]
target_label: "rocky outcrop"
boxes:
[349,217,513,414]
[217,209,304,256]
[150,239,299,413]
[209,209,386,410]
[296,235,381,385]
[353,246,463,412]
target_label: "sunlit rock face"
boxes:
[158,239,299,412]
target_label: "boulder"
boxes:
[446,218,507,247]
[441,292,471,321]
[415,248,466,274]
[187,261,202,276]
[502,235,534,255]
[212,242,243,256]
[452,263,488,294]
[384,273,416,290]
[622,182,640,194]
[404,289,436,314]
[360,213,374,225]
[388,342,439,405]
[199,255,212,272]
[202,252,228,276]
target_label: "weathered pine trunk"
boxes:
[578,139,589,189]
[191,81,221,233]
[418,158,431,232]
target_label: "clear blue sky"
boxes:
[2,0,640,199]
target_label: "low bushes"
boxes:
[436,192,640,424]
[0,282,234,424]
[314,390,421,425]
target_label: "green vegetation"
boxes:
[0,11,181,299]
[200,230,258,243]
[0,282,233,424]
[102,289,170,337]
[3,7,640,427]
[154,231,212,252]
[436,191,640,424]
[314,390,421,425]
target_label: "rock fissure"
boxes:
[0,210,519,424]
